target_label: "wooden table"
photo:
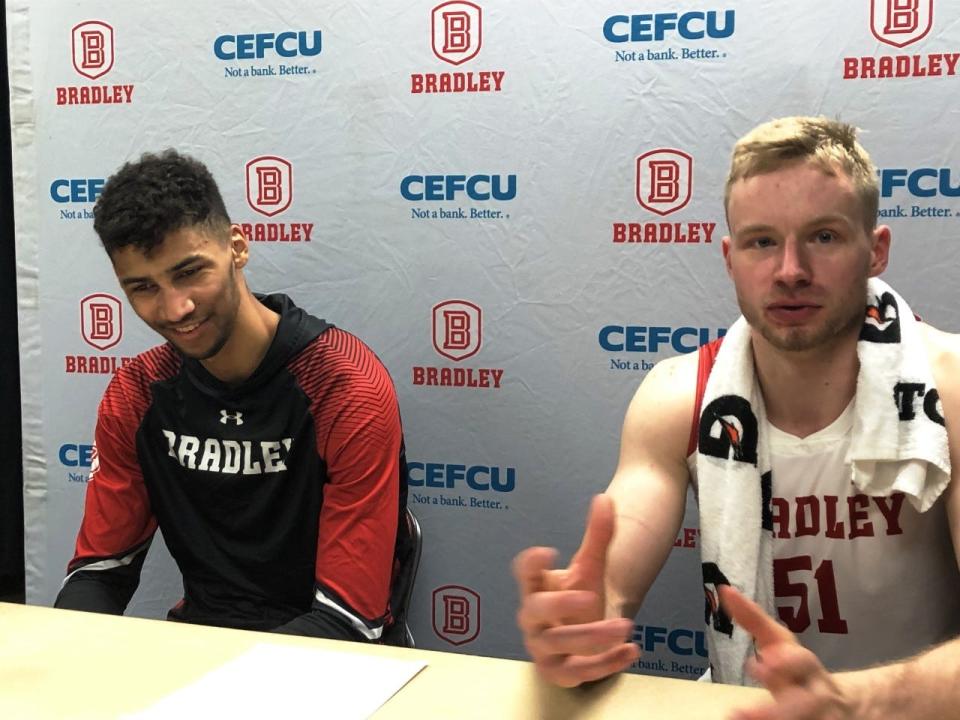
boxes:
[0,603,766,719]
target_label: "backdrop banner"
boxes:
[9,0,960,679]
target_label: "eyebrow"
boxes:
[734,214,854,236]
[119,254,208,286]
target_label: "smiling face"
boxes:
[112,224,248,360]
[722,160,890,354]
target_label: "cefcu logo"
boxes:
[407,461,515,513]
[630,623,708,679]
[599,324,727,372]
[239,156,315,242]
[49,177,104,221]
[56,21,134,106]
[844,1,959,79]
[215,30,321,79]
[402,173,515,222]
[432,585,480,646]
[877,166,960,220]
[59,443,96,484]
[604,11,734,65]
[612,149,719,245]
[67,293,135,375]
[413,300,504,389]
[411,2,506,94]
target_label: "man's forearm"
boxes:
[56,539,150,615]
[54,571,133,614]
[271,606,372,642]
[838,637,960,720]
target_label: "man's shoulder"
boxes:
[101,343,181,416]
[641,350,700,400]
[920,322,960,357]
[920,323,960,409]
[290,327,396,398]
[296,326,384,368]
[290,327,401,443]
[623,351,700,445]
[113,343,181,386]
[612,349,701,485]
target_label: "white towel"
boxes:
[696,277,950,685]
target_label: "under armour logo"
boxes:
[220,410,243,425]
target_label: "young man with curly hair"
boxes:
[56,150,409,644]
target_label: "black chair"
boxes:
[383,507,422,647]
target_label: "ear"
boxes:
[228,224,249,269]
[868,225,891,277]
[721,235,733,277]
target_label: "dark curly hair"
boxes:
[93,149,231,256]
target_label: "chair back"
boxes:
[383,507,422,647]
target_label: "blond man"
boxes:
[515,117,960,719]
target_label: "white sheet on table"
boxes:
[125,642,427,720]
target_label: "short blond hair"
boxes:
[724,116,879,231]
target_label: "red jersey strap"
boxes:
[687,337,725,457]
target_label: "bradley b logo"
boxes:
[432,585,480,646]
[432,1,482,65]
[80,293,122,351]
[246,156,293,218]
[72,21,114,80]
[432,300,482,362]
[636,149,693,216]
[871,0,933,48]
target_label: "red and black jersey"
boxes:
[56,294,408,641]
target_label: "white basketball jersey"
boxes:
[767,402,960,670]
[690,401,960,671]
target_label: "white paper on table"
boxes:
[125,642,427,719]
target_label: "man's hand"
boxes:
[513,494,640,687]
[719,585,858,720]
